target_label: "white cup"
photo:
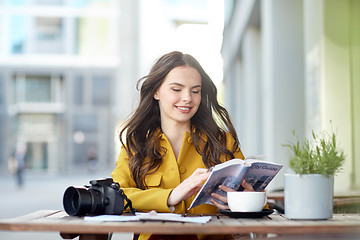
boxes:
[227,191,267,212]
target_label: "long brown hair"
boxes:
[120,51,240,189]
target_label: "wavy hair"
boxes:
[120,51,240,189]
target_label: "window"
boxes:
[34,17,63,53]
[73,142,97,164]
[73,113,98,133]
[72,75,84,106]
[24,142,48,170]
[12,74,63,103]
[25,76,51,102]
[9,16,26,54]
[74,17,115,56]
[72,113,98,165]
[92,75,110,105]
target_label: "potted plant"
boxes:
[283,128,345,219]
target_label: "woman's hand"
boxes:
[210,180,255,210]
[167,168,210,206]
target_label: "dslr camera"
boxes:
[63,178,134,216]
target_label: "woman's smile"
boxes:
[176,106,192,112]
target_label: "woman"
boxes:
[111,51,247,240]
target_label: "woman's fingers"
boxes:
[210,197,229,210]
[184,169,210,187]
[218,182,255,193]
[242,180,255,191]
[209,185,236,209]
[167,168,211,206]
[218,185,236,192]
[211,183,256,210]
[211,192,228,204]
[192,168,209,175]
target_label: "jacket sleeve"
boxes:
[111,147,174,213]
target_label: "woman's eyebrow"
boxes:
[169,82,184,87]
[168,82,201,89]
[191,84,201,89]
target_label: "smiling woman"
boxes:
[111,51,245,240]
[154,66,202,139]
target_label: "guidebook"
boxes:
[188,156,283,209]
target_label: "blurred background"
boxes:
[0,0,359,239]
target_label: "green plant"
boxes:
[283,129,345,176]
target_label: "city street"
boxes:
[0,172,132,240]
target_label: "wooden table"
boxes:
[0,210,359,239]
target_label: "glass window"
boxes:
[92,75,110,105]
[9,16,26,54]
[13,74,64,103]
[24,142,48,170]
[36,18,62,41]
[34,17,63,54]
[73,113,98,133]
[25,76,51,102]
[74,17,114,56]
[73,75,84,106]
[73,142,97,165]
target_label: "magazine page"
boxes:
[242,160,282,191]
[188,159,248,209]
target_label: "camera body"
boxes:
[63,178,131,216]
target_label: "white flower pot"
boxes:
[284,174,334,219]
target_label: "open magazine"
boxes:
[188,156,283,209]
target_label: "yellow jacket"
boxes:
[111,131,244,239]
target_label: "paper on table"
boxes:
[136,211,182,217]
[84,210,211,224]
[136,211,211,223]
[84,215,139,222]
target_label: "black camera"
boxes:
[63,178,134,216]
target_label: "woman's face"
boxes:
[154,66,202,129]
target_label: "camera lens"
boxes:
[63,186,93,216]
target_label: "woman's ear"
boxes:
[154,92,160,100]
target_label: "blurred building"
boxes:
[0,0,140,175]
[0,0,221,176]
[222,0,360,192]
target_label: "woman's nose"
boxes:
[181,91,192,102]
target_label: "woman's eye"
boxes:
[172,88,181,92]
[192,90,200,94]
